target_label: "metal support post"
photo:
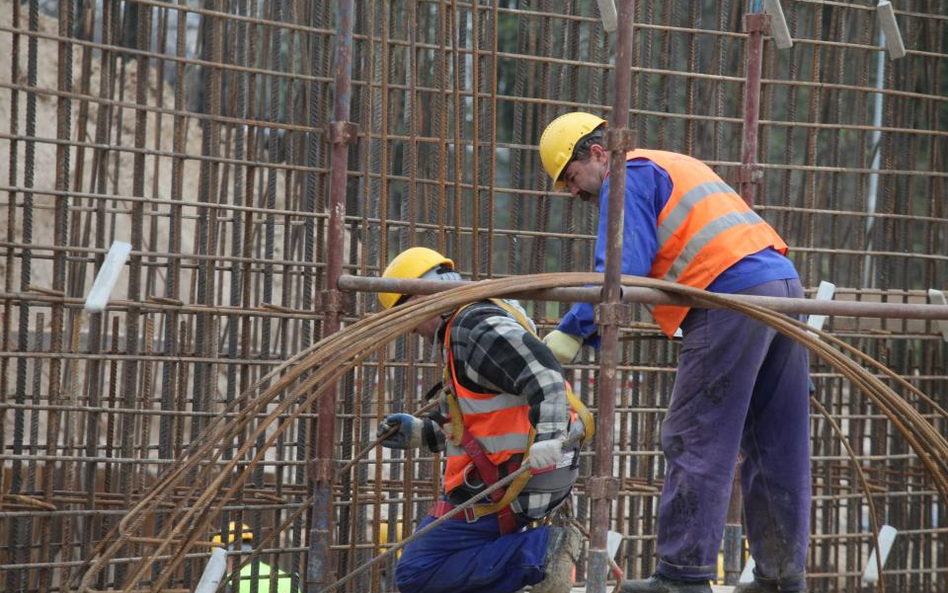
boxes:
[587,2,635,591]
[739,12,771,206]
[727,11,772,583]
[308,0,357,589]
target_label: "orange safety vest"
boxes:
[627,149,789,337]
[441,311,532,494]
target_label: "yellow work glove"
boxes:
[543,330,582,365]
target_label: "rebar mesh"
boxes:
[1,1,945,592]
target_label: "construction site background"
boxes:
[0,1,945,592]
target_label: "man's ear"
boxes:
[591,143,608,162]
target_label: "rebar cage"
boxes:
[1,1,946,592]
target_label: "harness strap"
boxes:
[428,500,518,535]
[459,430,503,504]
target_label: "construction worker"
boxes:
[375,246,591,593]
[212,522,294,593]
[538,113,811,593]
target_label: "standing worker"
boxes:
[375,247,593,593]
[538,113,811,593]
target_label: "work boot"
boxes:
[531,524,581,593]
[733,577,807,592]
[619,573,712,593]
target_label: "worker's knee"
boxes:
[393,558,427,593]
[392,547,435,593]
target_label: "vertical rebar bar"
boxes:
[308,0,355,588]
[739,11,769,207]
[588,2,635,592]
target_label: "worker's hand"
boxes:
[543,330,582,364]
[377,413,423,449]
[529,438,565,471]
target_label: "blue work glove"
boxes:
[377,413,424,449]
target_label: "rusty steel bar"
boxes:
[739,12,770,206]
[725,8,772,583]
[336,275,948,320]
[309,0,356,588]
[587,2,635,592]
[0,2,945,591]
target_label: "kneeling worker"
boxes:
[376,247,592,593]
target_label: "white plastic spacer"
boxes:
[862,525,898,584]
[596,0,618,33]
[807,280,837,334]
[877,1,906,59]
[928,289,948,342]
[763,0,794,49]
[83,241,132,313]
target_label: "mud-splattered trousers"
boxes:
[395,514,550,593]
[656,278,811,591]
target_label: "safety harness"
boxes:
[428,298,595,534]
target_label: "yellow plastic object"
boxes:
[543,330,583,365]
[378,247,455,309]
[538,112,607,190]
[211,522,253,545]
[379,522,404,559]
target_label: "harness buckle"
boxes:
[463,506,479,523]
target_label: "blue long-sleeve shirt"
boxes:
[557,158,798,346]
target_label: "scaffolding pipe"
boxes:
[587,2,635,591]
[863,25,887,288]
[308,0,356,589]
[726,9,774,583]
[738,12,771,206]
[336,276,948,321]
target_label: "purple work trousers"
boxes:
[656,278,810,591]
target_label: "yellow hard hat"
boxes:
[211,522,253,546]
[538,112,607,190]
[378,247,454,310]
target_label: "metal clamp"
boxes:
[309,457,335,482]
[743,12,773,35]
[318,289,345,313]
[595,302,632,327]
[586,476,620,500]
[738,164,764,185]
[325,121,359,145]
[604,127,636,153]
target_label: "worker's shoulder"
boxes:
[629,148,699,162]
[451,300,517,329]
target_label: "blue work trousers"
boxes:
[395,511,550,593]
[656,278,811,591]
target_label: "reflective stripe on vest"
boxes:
[627,149,788,337]
[444,431,530,457]
[457,391,526,415]
[442,309,532,494]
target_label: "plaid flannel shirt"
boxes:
[425,300,572,518]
